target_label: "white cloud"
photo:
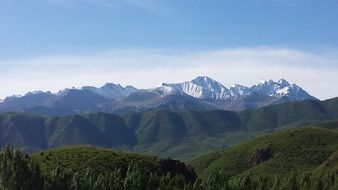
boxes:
[0,47,338,100]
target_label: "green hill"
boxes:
[2,124,338,189]
[239,99,328,131]
[1,97,338,159]
[32,145,197,182]
[189,127,338,180]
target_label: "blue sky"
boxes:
[1,0,338,99]
[1,0,338,57]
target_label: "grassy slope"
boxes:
[189,127,338,179]
[32,145,196,181]
[32,146,158,174]
[312,150,338,180]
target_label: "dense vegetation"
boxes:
[0,145,43,189]
[1,97,338,159]
[189,127,338,189]
[1,127,338,190]
[189,127,338,177]
[31,146,196,182]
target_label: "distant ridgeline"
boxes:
[0,96,337,159]
[0,77,317,115]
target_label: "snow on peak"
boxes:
[259,79,267,84]
[192,76,217,84]
[154,85,176,96]
[249,79,313,99]
[1,77,315,106]
[277,79,290,87]
[258,79,276,86]
[159,77,231,100]
[153,77,313,102]
[230,84,250,97]
[162,82,204,98]
[191,76,230,96]
[275,86,291,97]
[82,83,138,99]
[191,76,226,91]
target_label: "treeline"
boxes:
[0,146,337,190]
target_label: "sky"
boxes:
[1,0,338,100]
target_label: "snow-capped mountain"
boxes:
[152,76,316,104]
[162,76,232,101]
[250,79,291,97]
[0,76,317,115]
[82,83,138,99]
[249,79,315,100]
[229,85,251,97]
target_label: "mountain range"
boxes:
[1,87,337,189]
[1,97,337,159]
[0,76,316,116]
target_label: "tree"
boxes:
[0,145,43,190]
[44,165,69,190]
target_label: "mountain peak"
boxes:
[0,77,317,114]
[191,76,217,84]
[81,83,138,99]
[191,76,226,90]
[258,79,291,87]
[25,91,53,96]
[102,83,138,92]
[259,79,274,85]
[147,77,315,103]
[103,83,123,88]
[277,79,290,87]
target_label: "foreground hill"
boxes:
[1,128,337,189]
[32,146,196,182]
[1,145,200,190]
[189,127,338,181]
[1,97,338,159]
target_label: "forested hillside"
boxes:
[1,97,338,159]
[1,126,337,189]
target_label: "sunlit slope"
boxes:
[32,145,197,182]
[189,127,338,179]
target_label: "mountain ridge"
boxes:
[1,97,337,159]
[0,76,317,115]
